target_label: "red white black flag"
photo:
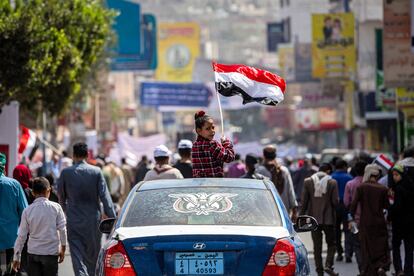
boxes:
[374,154,394,170]
[18,126,37,158]
[213,62,286,106]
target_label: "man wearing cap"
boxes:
[144,145,183,181]
[0,153,28,275]
[241,154,266,179]
[174,140,193,178]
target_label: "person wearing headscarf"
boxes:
[12,164,34,275]
[388,164,414,276]
[13,164,34,204]
[0,153,28,275]
[350,164,390,276]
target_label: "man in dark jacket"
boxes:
[241,154,266,180]
[301,163,339,276]
[293,157,317,205]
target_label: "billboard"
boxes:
[156,22,200,82]
[312,13,356,79]
[107,0,157,71]
[383,0,414,88]
[296,82,341,108]
[319,107,343,129]
[295,109,319,130]
[396,88,414,108]
[140,82,211,108]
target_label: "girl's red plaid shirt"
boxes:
[191,136,235,178]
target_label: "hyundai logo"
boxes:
[193,243,206,250]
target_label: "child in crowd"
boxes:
[192,111,235,177]
[12,177,66,276]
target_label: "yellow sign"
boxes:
[396,88,414,108]
[312,13,356,79]
[156,22,200,82]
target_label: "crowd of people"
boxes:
[0,110,413,276]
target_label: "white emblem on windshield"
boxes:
[168,193,238,215]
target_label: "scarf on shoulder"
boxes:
[311,171,331,197]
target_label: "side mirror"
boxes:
[99,218,116,234]
[294,215,318,232]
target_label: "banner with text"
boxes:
[312,13,356,79]
[140,82,211,109]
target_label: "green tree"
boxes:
[0,0,114,115]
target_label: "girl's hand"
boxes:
[221,136,227,143]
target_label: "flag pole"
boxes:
[216,90,224,137]
[212,61,224,137]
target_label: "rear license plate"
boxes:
[175,252,224,275]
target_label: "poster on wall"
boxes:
[156,22,200,82]
[312,13,356,79]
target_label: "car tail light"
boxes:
[104,240,135,276]
[262,238,296,276]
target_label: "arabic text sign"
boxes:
[140,82,211,108]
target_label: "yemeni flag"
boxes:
[374,154,394,170]
[213,62,286,106]
[18,126,37,158]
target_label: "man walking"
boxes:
[331,159,353,262]
[58,143,115,276]
[256,145,298,221]
[0,153,28,276]
[301,163,339,276]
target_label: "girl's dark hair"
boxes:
[194,111,211,129]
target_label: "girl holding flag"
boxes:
[192,62,286,178]
[191,111,234,178]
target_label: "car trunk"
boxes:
[121,234,277,276]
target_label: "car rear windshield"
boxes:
[121,187,282,227]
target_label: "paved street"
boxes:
[59,232,361,276]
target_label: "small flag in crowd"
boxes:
[374,154,394,170]
[213,62,286,106]
[19,126,37,158]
